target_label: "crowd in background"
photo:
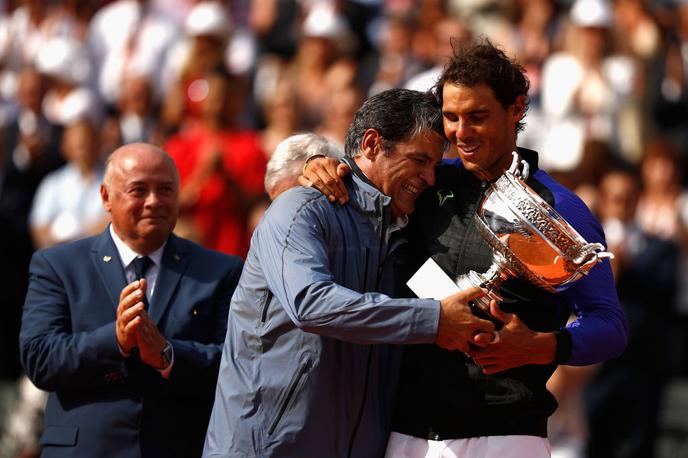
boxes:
[0,0,687,456]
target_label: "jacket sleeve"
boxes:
[560,257,628,365]
[255,196,440,345]
[19,250,126,391]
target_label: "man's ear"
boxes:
[100,184,111,213]
[360,129,381,161]
[511,95,527,122]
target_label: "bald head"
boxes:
[104,142,179,189]
[101,142,180,254]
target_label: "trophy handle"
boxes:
[572,242,615,265]
[508,151,530,181]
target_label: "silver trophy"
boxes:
[453,152,613,322]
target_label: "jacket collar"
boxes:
[150,233,190,323]
[517,147,540,173]
[342,156,392,216]
[90,229,190,324]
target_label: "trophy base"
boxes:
[456,270,504,330]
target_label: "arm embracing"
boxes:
[257,197,440,344]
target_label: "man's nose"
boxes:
[144,190,160,207]
[455,118,472,140]
[421,166,436,187]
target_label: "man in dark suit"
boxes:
[19,142,243,457]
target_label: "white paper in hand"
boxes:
[406,258,461,300]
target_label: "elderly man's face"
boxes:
[102,146,179,253]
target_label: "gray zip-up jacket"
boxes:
[203,166,441,458]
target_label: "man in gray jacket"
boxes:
[203,89,496,458]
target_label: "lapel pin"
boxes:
[103,256,112,262]
[174,254,181,261]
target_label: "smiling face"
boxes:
[361,128,446,218]
[442,82,525,181]
[101,144,179,254]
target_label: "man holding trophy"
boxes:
[302,39,628,456]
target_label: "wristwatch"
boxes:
[158,341,173,371]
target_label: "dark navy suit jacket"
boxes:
[19,229,242,457]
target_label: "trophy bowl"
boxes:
[455,152,613,319]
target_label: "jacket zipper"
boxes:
[260,290,273,324]
[267,359,309,435]
[348,205,384,457]
[362,247,370,290]
[347,346,373,458]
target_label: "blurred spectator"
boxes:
[649,2,688,158]
[404,15,472,92]
[4,66,62,174]
[256,72,301,157]
[315,58,363,148]
[538,0,641,171]
[165,68,266,258]
[162,1,256,132]
[636,139,688,243]
[101,72,159,154]
[509,0,557,103]
[367,13,422,95]
[613,0,662,63]
[249,0,299,57]
[0,0,59,103]
[284,3,351,129]
[35,36,102,128]
[584,165,678,458]
[29,119,108,249]
[46,0,99,40]
[87,0,178,107]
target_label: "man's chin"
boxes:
[139,223,173,239]
[391,203,414,219]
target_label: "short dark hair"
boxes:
[434,38,530,133]
[344,88,448,158]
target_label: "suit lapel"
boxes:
[91,229,128,311]
[150,234,190,324]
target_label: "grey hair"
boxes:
[264,133,343,194]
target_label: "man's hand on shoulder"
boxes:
[298,156,350,205]
[116,280,147,354]
[436,287,496,352]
